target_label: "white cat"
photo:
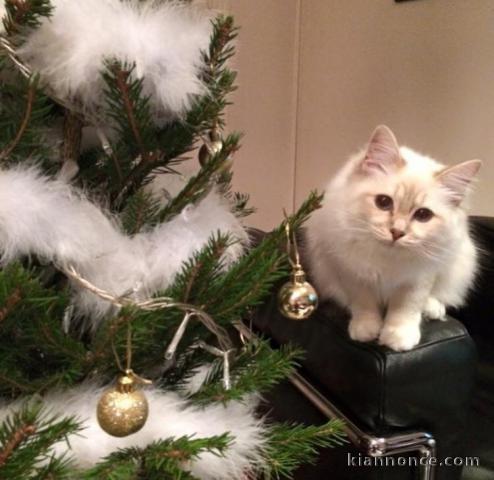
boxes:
[305,125,481,351]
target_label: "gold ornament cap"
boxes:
[292,265,307,284]
[117,373,135,393]
[278,265,318,320]
[97,371,149,437]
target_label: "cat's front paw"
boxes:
[379,323,421,351]
[348,314,383,342]
[423,297,446,321]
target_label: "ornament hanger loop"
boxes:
[109,318,152,385]
[283,209,301,268]
[110,318,135,372]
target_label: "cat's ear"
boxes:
[435,159,482,205]
[361,125,404,175]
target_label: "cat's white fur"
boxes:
[305,126,481,351]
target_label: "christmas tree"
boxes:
[0,1,344,478]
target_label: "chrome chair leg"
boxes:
[235,322,437,480]
[289,365,437,480]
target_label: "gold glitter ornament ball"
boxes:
[278,266,318,320]
[97,372,149,437]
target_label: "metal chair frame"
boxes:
[236,322,437,480]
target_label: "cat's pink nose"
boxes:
[390,228,405,241]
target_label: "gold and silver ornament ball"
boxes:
[198,125,233,172]
[277,221,319,320]
[278,263,319,320]
[199,127,223,166]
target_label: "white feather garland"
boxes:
[17,0,213,118]
[0,165,247,329]
[0,166,261,478]
[0,3,268,478]
[0,382,267,479]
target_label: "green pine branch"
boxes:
[197,190,323,324]
[0,402,81,480]
[262,420,347,479]
[76,146,118,195]
[156,133,241,223]
[3,0,53,37]
[0,75,37,161]
[92,190,323,381]
[76,14,241,218]
[102,60,157,160]
[202,245,286,324]
[120,189,162,234]
[0,74,55,168]
[0,7,338,476]
[84,434,231,480]
[0,264,87,397]
[87,305,178,382]
[100,60,166,208]
[199,14,238,131]
[31,455,77,480]
[231,192,256,218]
[155,14,238,152]
[216,169,256,218]
[190,340,303,404]
[166,232,232,304]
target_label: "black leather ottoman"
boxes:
[255,296,477,480]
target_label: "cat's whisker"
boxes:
[415,245,451,266]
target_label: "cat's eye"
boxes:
[375,194,393,211]
[414,208,434,222]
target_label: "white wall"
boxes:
[209,0,301,230]
[222,0,494,229]
[295,0,494,217]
